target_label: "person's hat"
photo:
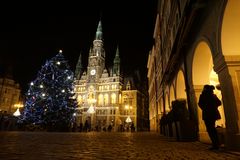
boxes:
[204,84,215,90]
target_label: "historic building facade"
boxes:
[74,21,149,131]
[148,0,240,150]
[0,76,22,114]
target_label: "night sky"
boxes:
[0,1,157,92]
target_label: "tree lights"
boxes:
[18,50,77,131]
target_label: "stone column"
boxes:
[214,54,240,149]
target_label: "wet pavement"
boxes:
[0,131,239,160]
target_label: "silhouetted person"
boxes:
[131,123,135,132]
[119,124,124,132]
[198,84,222,150]
[1,111,9,131]
[79,122,83,132]
[72,121,77,132]
[107,125,112,132]
[0,112,3,131]
[84,120,89,132]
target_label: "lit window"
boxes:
[104,94,109,105]
[78,95,82,104]
[111,93,116,104]
[98,94,103,105]
[119,94,122,104]
[112,85,116,90]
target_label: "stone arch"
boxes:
[175,70,188,110]
[176,70,187,99]
[192,41,225,143]
[192,41,213,85]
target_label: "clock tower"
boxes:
[87,20,105,82]
[74,19,146,133]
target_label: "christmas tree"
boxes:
[19,50,77,131]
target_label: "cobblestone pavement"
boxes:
[0,132,239,160]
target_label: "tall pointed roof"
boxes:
[76,53,82,68]
[95,20,103,40]
[75,53,83,79]
[114,46,120,64]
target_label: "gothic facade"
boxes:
[74,21,149,132]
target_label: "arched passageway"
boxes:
[176,70,187,100]
[176,70,188,110]
[165,92,170,113]
[192,41,225,143]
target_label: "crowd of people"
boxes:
[0,112,136,133]
[71,120,135,132]
[0,111,19,131]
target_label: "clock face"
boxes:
[90,69,96,75]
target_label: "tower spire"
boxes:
[95,20,103,40]
[75,53,83,80]
[114,46,120,63]
[113,46,121,76]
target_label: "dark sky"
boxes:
[0,1,157,92]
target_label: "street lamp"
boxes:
[125,105,132,130]
[87,99,96,114]
[13,103,24,117]
[87,105,95,114]
[87,98,97,130]
[125,116,132,123]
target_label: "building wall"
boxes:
[75,76,123,131]
[75,21,149,132]
[121,90,137,130]
[149,0,240,150]
[147,48,157,131]
[0,78,21,113]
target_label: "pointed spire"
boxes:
[95,20,103,40]
[113,46,121,76]
[89,47,93,56]
[114,46,120,64]
[126,80,131,90]
[75,53,83,79]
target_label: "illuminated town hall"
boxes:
[74,21,149,131]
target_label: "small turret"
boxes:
[75,53,83,80]
[113,46,121,76]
